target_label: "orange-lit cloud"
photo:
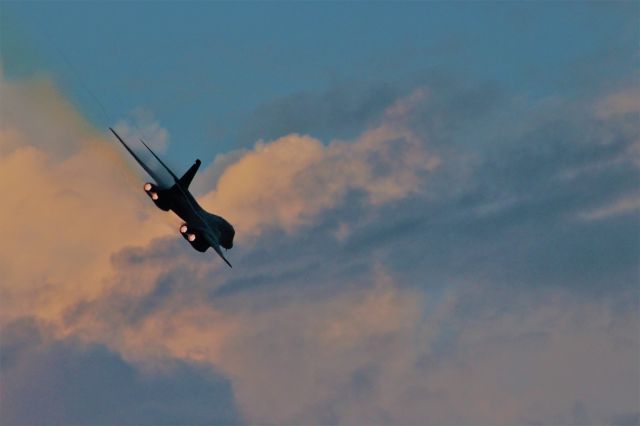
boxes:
[0,74,440,366]
[2,72,638,426]
[200,89,440,239]
[579,192,640,221]
[72,261,637,425]
[0,75,171,326]
[596,86,640,119]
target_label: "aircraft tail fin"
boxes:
[179,159,201,189]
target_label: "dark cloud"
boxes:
[238,80,401,145]
[82,70,639,330]
[47,95,639,420]
[612,412,640,426]
[0,318,242,426]
[140,80,639,301]
[237,72,504,148]
[327,87,640,294]
[2,56,638,425]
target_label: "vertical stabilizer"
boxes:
[179,159,201,189]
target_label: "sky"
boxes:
[0,2,638,425]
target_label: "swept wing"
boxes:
[109,128,166,185]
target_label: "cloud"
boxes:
[0,74,442,424]
[59,252,640,425]
[200,89,440,238]
[239,73,504,152]
[217,270,633,425]
[238,80,401,144]
[579,192,640,221]
[112,107,169,153]
[0,71,95,159]
[0,75,171,327]
[596,86,640,119]
[1,70,638,426]
[0,318,241,426]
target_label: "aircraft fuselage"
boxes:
[110,127,235,266]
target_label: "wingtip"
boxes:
[222,253,233,268]
[211,243,233,268]
[109,127,127,145]
[219,255,233,268]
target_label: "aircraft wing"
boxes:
[138,138,233,268]
[185,222,233,268]
[109,127,166,185]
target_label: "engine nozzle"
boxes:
[180,224,188,234]
[143,182,153,192]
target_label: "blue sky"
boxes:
[1,2,638,425]
[3,2,636,159]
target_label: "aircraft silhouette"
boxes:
[110,128,234,267]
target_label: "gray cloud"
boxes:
[330,85,640,295]
[53,83,640,422]
[0,318,242,426]
[238,80,401,145]
[104,74,639,313]
[71,241,638,425]
[237,72,504,149]
[2,62,638,425]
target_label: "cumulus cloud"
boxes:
[0,74,442,423]
[201,89,440,238]
[1,70,638,426]
[0,75,171,327]
[0,71,95,159]
[58,253,640,425]
[238,80,401,144]
[0,318,241,425]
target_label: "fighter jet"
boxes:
[109,128,235,267]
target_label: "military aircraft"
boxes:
[109,128,235,267]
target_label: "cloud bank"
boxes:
[1,69,638,426]
[202,89,439,238]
